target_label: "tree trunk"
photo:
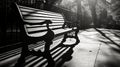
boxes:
[88,0,98,27]
[76,0,83,29]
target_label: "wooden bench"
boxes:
[11,3,80,67]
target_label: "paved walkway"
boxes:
[0,28,120,67]
[61,28,120,67]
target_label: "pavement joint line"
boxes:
[94,43,102,67]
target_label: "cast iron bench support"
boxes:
[12,3,80,67]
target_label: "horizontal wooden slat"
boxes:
[28,28,72,37]
[53,28,72,34]
[21,12,30,15]
[24,16,64,20]
[24,19,64,23]
[21,10,62,17]
[19,6,61,16]
[24,20,45,23]
[30,13,62,18]
[20,8,35,12]
[27,26,63,32]
[19,5,40,11]
[25,23,64,27]
[27,31,47,37]
[36,11,61,16]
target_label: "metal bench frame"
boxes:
[13,2,80,67]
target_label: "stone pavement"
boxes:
[0,28,120,67]
[61,28,120,67]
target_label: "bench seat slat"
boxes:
[36,12,62,17]
[27,31,47,37]
[28,28,72,37]
[27,26,63,32]
[24,19,64,23]
[53,28,72,34]
[26,24,64,28]
[25,23,64,28]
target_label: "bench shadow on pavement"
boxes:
[14,34,80,67]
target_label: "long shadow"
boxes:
[96,41,120,67]
[109,30,120,39]
[55,32,80,67]
[41,29,80,67]
[111,32,120,53]
[95,28,120,55]
[14,30,80,67]
[27,33,79,67]
[94,29,120,67]
[114,33,120,38]
[95,28,120,48]
[95,49,120,67]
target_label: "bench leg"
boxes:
[74,31,80,45]
[44,41,55,67]
[14,45,29,67]
[59,33,68,45]
[60,31,80,46]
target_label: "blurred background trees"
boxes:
[1,0,120,46]
[5,0,120,30]
[54,0,120,29]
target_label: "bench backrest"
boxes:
[14,3,72,38]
